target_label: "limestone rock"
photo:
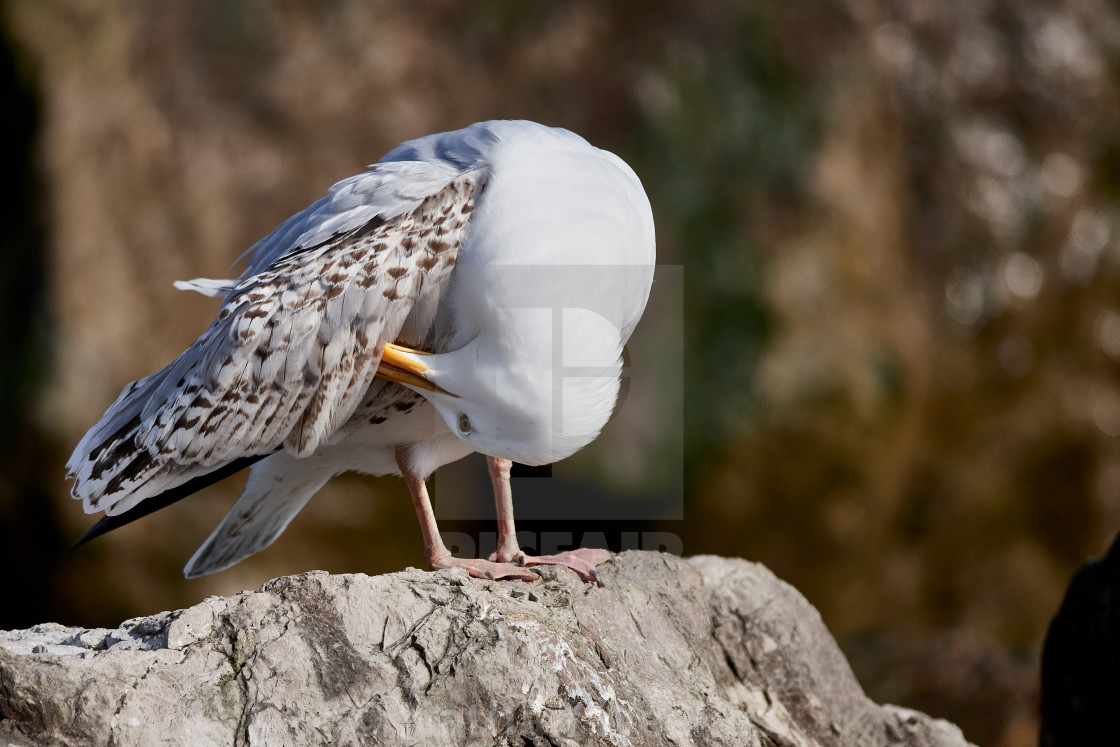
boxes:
[0,552,972,746]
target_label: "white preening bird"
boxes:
[68,120,656,581]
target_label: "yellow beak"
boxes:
[375,343,457,397]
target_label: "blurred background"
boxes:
[3,1,1120,744]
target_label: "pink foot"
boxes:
[518,548,613,584]
[430,554,539,581]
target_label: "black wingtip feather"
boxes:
[71,451,277,550]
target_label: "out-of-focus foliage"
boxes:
[3,0,1120,743]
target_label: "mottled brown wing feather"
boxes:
[69,169,481,516]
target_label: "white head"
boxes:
[397,331,623,467]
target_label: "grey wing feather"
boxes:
[239,159,463,276]
[182,450,335,578]
[68,163,482,516]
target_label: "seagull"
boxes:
[68,120,656,582]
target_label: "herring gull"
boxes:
[68,119,656,582]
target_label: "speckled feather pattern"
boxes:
[68,170,480,517]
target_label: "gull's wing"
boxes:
[67,162,483,517]
[180,381,430,578]
[183,449,337,578]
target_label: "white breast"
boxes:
[416,122,656,465]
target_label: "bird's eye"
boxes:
[457,413,473,434]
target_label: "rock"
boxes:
[0,552,972,746]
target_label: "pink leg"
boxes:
[485,455,612,583]
[397,448,536,581]
[487,456,523,563]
